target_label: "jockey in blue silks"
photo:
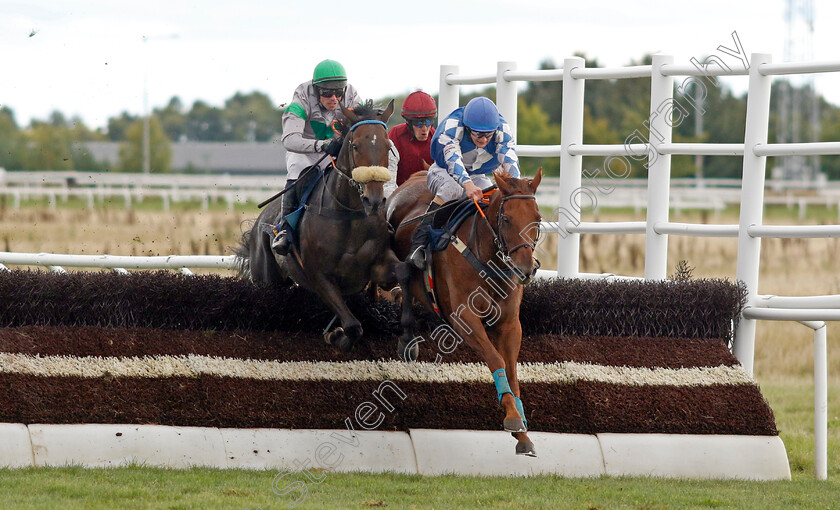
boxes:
[407,96,520,269]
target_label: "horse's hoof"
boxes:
[323,327,343,345]
[515,442,537,457]
[503,417,527,433]
[345,324,363,343]
[333,334,354,353]
[397,337,419,362]
[325,328,353,353]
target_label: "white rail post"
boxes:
[644,54,675,280]
[496,61,518,142]
[438,65,460,119]
[814,322,828,480]
[556,56,585,277]
[733,54,772,375]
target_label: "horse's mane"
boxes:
[350,100,382,121]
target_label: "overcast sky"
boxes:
[4,0,839,130]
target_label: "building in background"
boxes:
[81,141,287,175]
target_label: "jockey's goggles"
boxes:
[408,118,433,128]
[317,87,345,99]
[469,129,495,140]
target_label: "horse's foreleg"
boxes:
[395,262,419,361]
[307,272,362,353]
[371,249,400,289]
[444,300,518,424]
[492,319,536,457]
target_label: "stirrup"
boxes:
[408,245,427,270]
[271,230,290,256]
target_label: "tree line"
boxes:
[2,54,839,178]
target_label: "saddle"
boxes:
[427,199,488,253]
[420,198,516,319]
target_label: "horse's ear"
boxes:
[340,103,359,124]
[380,99,395,123]
[529,167,543,193]
[332,119,349,137]
[494,170,512,194]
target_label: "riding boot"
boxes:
[271,181,300,256]
[408,201,441,269]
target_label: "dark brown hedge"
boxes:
[0,374,777,435]
[0,326,739,368]
[0,270,745,340]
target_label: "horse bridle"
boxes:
[492,194,540,257]
[325,119,389,210]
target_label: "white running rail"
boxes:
[437,53,840,479]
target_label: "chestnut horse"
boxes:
[235,100,400,352]
[386,168,543,456]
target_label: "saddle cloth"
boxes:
[428,199,488,253]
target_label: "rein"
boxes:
[466,192,539,280]
[494,195,539,255]
[317,118,389,217]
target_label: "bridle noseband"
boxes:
[492,194,540,257]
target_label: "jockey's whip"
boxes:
[257,152,331,209]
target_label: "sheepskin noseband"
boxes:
[352,166,392,183]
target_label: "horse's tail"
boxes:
[232,220,254,280]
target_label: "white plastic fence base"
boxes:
[28,424,227,468]
[410,429,604,477]
[598,433,791,481]
[221,428,417,473]
[1,423,791,480]
[0,423,34,468]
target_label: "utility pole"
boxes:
[777,0,820,183]
[142,34,179,174]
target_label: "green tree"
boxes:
[674,81,747,178]
[0,107,26,170]
[819,104,840,179]
[516,98,562,176]
[186,100,226,141]
[23,116,74,170]
[156,97,188,142]
[222,91,283,142]
[118,117,172,172]
[106,112,139,141]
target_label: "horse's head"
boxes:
[338,99,395,216]
[490,168,543,284]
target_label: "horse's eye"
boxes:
[351,144,360,152]
[502,215,511,224]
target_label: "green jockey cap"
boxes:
[312,59,347,89]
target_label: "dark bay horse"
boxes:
[236,100,400,352]
[386,168,543,456]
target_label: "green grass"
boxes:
[1,379,837,509]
